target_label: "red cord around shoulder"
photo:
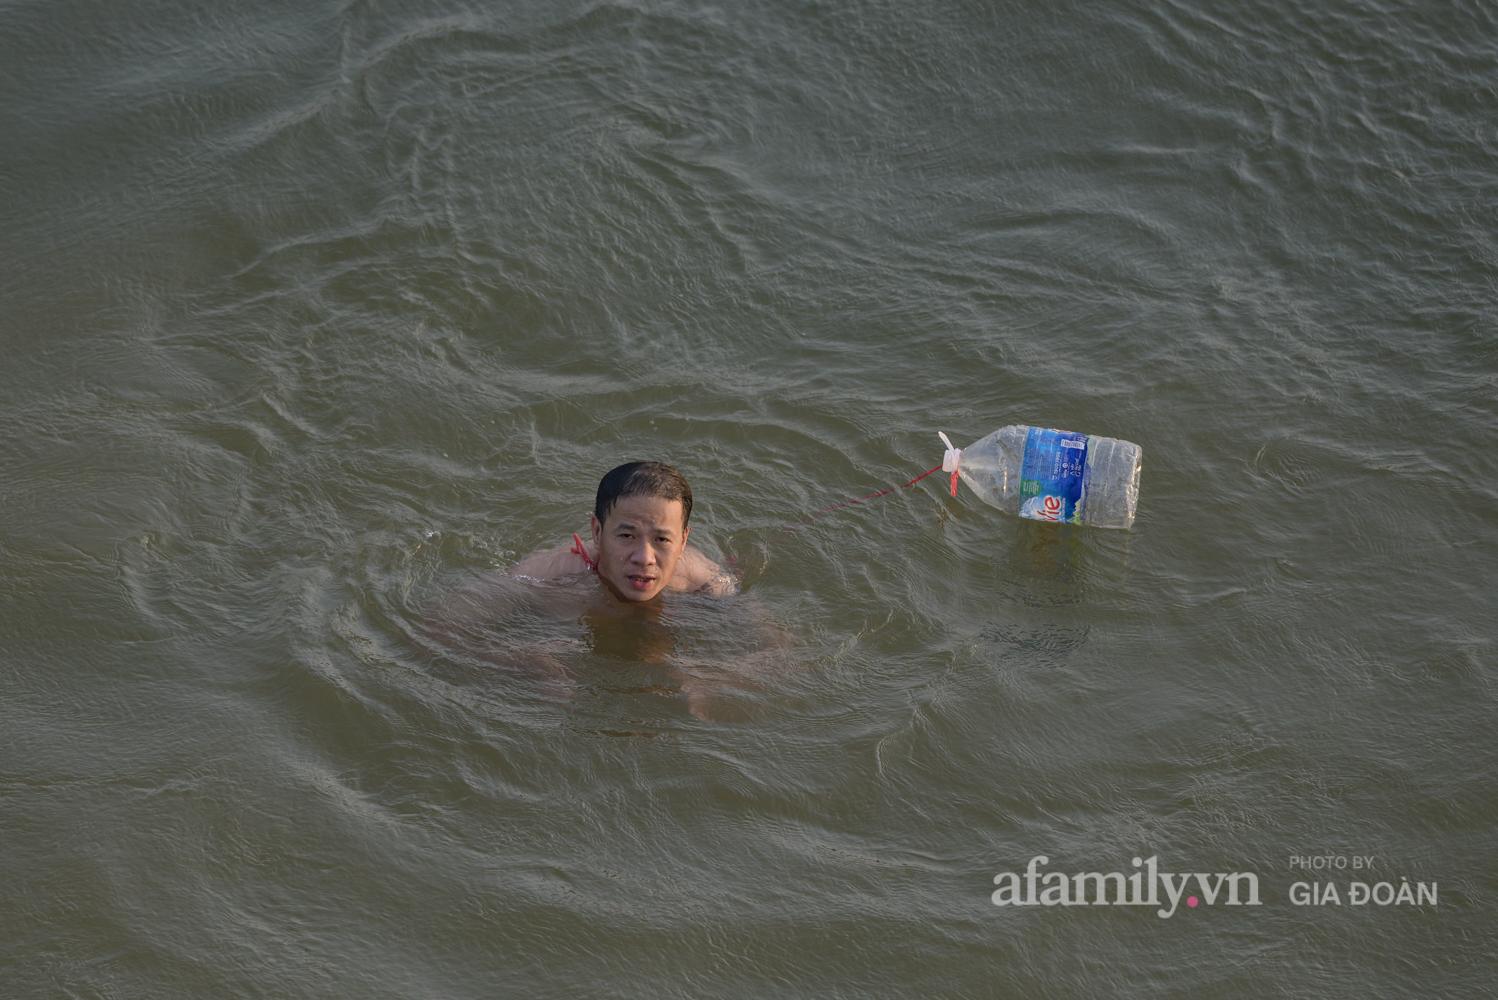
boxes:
[571,533,598,572]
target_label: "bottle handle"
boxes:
[938,432,961,497]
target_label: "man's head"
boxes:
[590,462,693,602]
[594,462,693,529]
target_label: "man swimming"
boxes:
[508,461,734,599]
[426,461,770,718]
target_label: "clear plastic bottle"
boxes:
[939,426,1142,529]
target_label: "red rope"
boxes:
[571,532,598,571]
[787,464,944,528]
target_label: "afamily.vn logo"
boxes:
[992,856,1258,918]
[991,855,1439,918]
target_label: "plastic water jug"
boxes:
[939,425,1142,529]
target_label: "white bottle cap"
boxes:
[938,432,961,473]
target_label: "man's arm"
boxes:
[672,603,795,719]
[508,540,595,581]
[428,536,594,640]
[421,555,584,698]
[671,546,737,596]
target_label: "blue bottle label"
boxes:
[1018,427,1088,524]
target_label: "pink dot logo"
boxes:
[1187,896,1199,908]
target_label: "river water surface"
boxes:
[2,0,1494,996]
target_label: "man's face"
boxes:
[590,495,690,602]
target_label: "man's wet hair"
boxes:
[595,461,693,528]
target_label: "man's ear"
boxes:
[681,522,690,546]
[590,514,602,542]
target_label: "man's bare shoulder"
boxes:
[671,545,737,595]
[508,541,593,580]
